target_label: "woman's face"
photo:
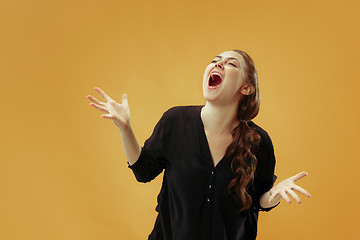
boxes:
[202,51,249,105]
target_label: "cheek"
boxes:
[227,70,241,85]
[229,69,239,78]
[204,65,211,75]
[203,66,212,81]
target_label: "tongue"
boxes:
[210,75,222,86]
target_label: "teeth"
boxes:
[211,72,222,79]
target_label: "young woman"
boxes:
[86,49,311,240]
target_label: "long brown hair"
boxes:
[225,49,262,213]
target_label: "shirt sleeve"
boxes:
[250,130,281,212]
[127,111,170,183]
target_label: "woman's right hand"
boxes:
[86,87,130,130]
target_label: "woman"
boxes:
[86,49,311,240]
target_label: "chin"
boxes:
[203,92,219,102]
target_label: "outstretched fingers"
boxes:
[268,172,311,206]
[279,191,292,204]
[89,102,110,114]
[87,95,106,106]
[292,171,308,182]
[94,87,112,102]
[269,188,298,204]
[285,189,302,204]
[291,185,311,199]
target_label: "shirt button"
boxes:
[207,198,210,202]
[211,171,214,174]
[209,185,212,188]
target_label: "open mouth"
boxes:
[208,72,223,88]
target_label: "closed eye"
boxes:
[211,60,237,67]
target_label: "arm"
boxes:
[118,123,142,166]
[87,87,168,183]
[251,129,311,210]
[250,129,280,212]
[125,111,170,183]
[87,87,141,166]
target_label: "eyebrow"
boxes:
[213,55,240,64]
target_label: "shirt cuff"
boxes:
[127,147,145,170]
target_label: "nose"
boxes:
[215,60,224,69]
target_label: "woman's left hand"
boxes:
[268,171,311,204]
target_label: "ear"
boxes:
[238,84,254,96]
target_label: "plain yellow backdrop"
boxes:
[1,0,359,239]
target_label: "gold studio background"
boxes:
[1,0,359,239]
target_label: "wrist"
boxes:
[118,121,131,133]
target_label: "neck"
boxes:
[201,101,240,135]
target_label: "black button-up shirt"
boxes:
[127,105,280,240]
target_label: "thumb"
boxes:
[122,93,128,105]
